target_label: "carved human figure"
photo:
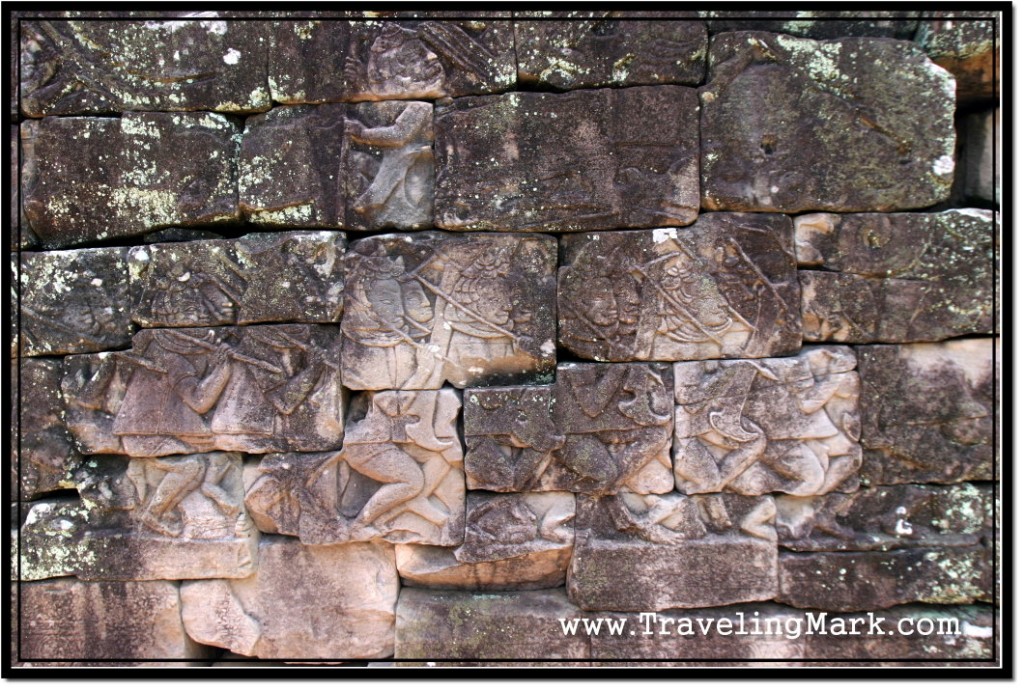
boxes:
[606,492,776,544]
[133,455,238,537]
[146,261,239,325]
[355,24,445,97]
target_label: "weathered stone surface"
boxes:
[797,210,995,342]
[269,20,515,103]
[181,537,397,659]
[435,87,699,232]
[239,101,433,230]
[62,325,345,457]
[857,340,994,485]
[465,363,674,494]
[12,358,82,501]
[342,233,556,389]
[13,126,36,249]
[701,32,955,212]
[128,232,347,327]
[396,543,570,591]
[19,454,258,581]
[777,546,993,611]
[17,248,134,356]
[569,493,777,611]
[514,17,706,89]
[19,579,204,661]
[700,12,920,39]
[559,216,800,362]
[245,389,463,546]
[675,346,861,496]
[396,588,590,660]
[777,484,993,551]
[916,19,998,103]
[958,110,999,206]
[20,20,270,117]
[21,113,240,248]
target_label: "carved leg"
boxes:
[140,457,205,537]
[347,443,425,532]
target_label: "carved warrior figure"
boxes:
[601,492,776,544]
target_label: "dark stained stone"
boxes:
[559,215,800,362]
[701,32,956,212]
[269,20,515,103]
[239,101,433,230]
[568,493,778,611]
[128,232,347,328]
[916,18,999,103]
[700,12,920,39]
[856,340,995,485]
[17,248,134,356]
[61,352,131,456]
[777,546,993,611]
[19,19,270,116]
[21,113,240,248]
[12,126,36,249]
[514,17,707,89]
[341,233,556,390]
[434,87,700,232]
[957,110,999,206]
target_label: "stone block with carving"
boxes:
[464,363,674,494]
[16,247,134,356]
[128,232,347,328]
[434,86,699,232]
[674,346,861,496]
[916,18,998,104]
[62,325,345,457]
[857,340,995,485]
[19,580,205,661]
[568,493,778,610]
[245,389,463,546]
[181,537,398,659]
[19,19,270,116]
[341,233,556,390]
[239,101,433,230]
[797,210,995,342]
[21,113,240,248]
[701,32,956,212]
[19,454,257,581]
[558,215,800,362]
[776,484,993,551]
[269,20,515,103]
[514,15,706,89]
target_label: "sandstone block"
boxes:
[916,18,998,103]
[701,32,955,212]
[559,216,800,362]
[959,110,999,205]
[395,544,570,592]
[21,113,240,248]
[700,12,920,39]
[435,86,699,232]
[341,233,556,389]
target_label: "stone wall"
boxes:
[10,11,1000,671]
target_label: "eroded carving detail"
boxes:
[456,492,575,563]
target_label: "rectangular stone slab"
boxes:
[21,113,240,248]
[128,232,347,327]
[434,86,699,232]
[341,232,556,389]
[395,544,571,591]
[674,346,862,496]
[19,19,270,116]
[558,215,800,361]
[701,32,956,212]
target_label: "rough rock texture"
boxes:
[13,126,35,249]
[559,216,800,362]
[16,248,134,356]
[916,19,998,103]
[19,579,204,661]
[128,232,347,327]
[19,19,270,116]
[777,546,993,611]
[776,484,993,551]
[514,16,707,89]
[269,20,515,103]
[180,537,398,659]
[341,233,556,389]
[464,363,674,494]
[701,32,956,212]
[19,454,258,581]
[21,113,240,248]
[857,340,995,485]
[434,87,700,232]
[675,346,861,496]
[700,12,920,39]
[396,543,570,591]
[13,358,82,501]
[245,389,464,546]
[568,493,777,610]
[797,210,995,342]
[239,101,433,230]
[61,325,345,457]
